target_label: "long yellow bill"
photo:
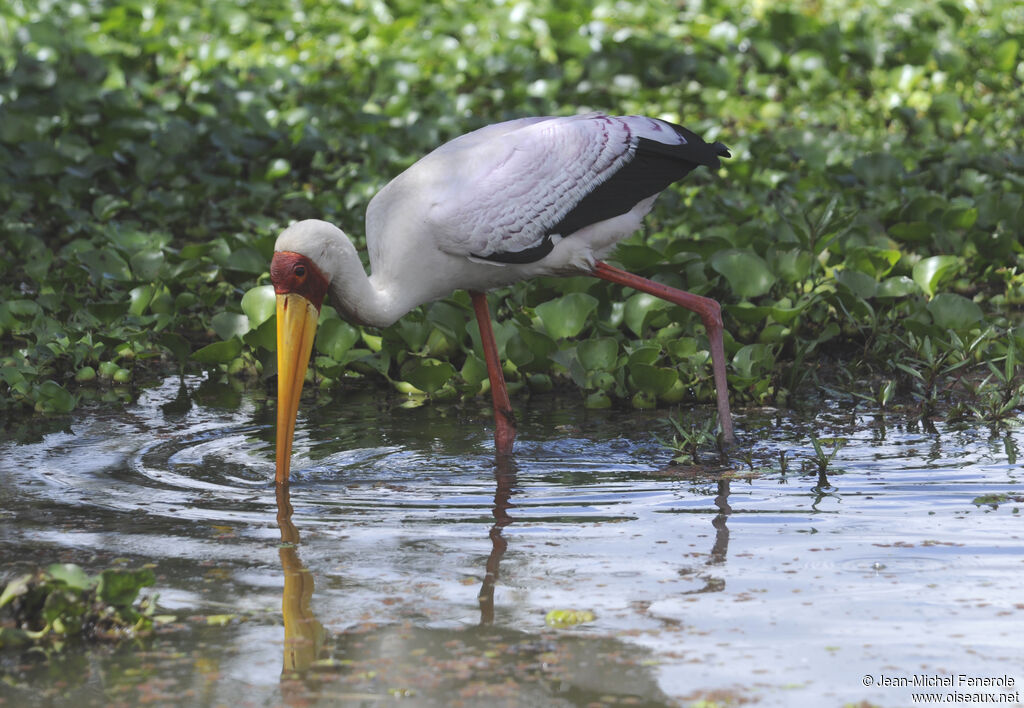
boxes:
[276,292,319,484]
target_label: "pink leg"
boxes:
[592,261,735,444]
[470,291,517,455]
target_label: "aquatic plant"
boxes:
[0,564,157,649]
[0,0,1021,425]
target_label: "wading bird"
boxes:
[271,113,732,483]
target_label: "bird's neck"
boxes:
[321,231,407,328]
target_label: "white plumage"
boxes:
[276,113,727,328]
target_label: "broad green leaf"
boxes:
[724,303,772,324]
[912,255,961,298]
[994,39,1020,73]
[244,317,277,352]
[944,206,978,229]
[191,338,242,364]
[0,574,33,609]
[536,293,598,339]
[851,153,904,184]
[623,293,671,337]
[97,568,155,607]
[876,276,918,299]
[128,285,155,316]
[129,249,164,280]
[225,247,266,274]
[158,333,192,363]
[265,158,291,180]
[37,381,76,413]
[927,293,983,331]
[577,338,619,371]
[835,269,877,299]
[316,319,360,360]
[710,249,776,298]
[241,285,276,328]
[460,354,488,387]
[212,312,250,341]
[772,248,815,283]
[629,363,677,395]
[92,195,129,221]
[78,249,132,282]
[47,564,92,591]
[732,344,774,379]
[403,358,455,394]
[888,222,932,243]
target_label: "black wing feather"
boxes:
[477,122,729,265]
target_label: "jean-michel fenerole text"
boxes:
[876,674,1015,688]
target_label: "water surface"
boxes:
[1,376,1022,707]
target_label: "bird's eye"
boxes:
[294,265,306,277]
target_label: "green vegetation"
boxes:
[0,564,157,648]
[1,0,1022,423]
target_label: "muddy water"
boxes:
[0,376,1021,707]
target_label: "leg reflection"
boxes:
[478,456,517,625]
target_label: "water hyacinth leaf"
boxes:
[265,158,291,180]
[515,328,557,370]
[158,332,192,364]
[771,248,815,283]
[835,269,877,299]
[629,363,678,394]
[888,221,932,243]
[627,345,660,369]
[769,302,807,325]
[78,249,132,282]
[851,153,904,184]
[624,293,671,337]
[47,564,93,592]
[191,338,242,364]
[460,353,488,387]
[225,247,266,274]
[732,343,773,379]
[316,319,360,361]
[944,206,978,229]
[426,301,468,340]
[393,319,431,351]
[994,39,1020,72]
[877,276,918,299]
[241,285,276,329]
[536,292,598,339]
[710,249,775,297]
[212,312,250,341]
[0,574,32,608]
[404,358,455,394]
[577,337,618,371]
[244,317,276,352]
[913,255,961,298]
[927,293,983,331]
[506,334,535,368]
[128,285,154,316]
[37,380,76,413]
[129,249,164,281]
[91,195,129,221]
[724,303,772,324]
[97,568,155,607]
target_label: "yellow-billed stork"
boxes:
[271,113,732,483]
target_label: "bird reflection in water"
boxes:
[272,458,736,698]
[276,484,327,676]
[477,456,517,626]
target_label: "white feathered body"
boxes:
[274,113,727,327]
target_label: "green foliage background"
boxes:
[1,0,1022,418]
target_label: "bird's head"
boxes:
[270,220,334,485]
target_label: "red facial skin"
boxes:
[270,252,329,311]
